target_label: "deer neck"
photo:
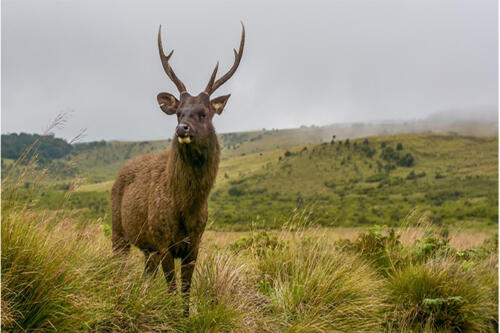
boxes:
[167,132,220,201]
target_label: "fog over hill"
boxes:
[425,105,498,123]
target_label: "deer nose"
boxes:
[176,123,190,137]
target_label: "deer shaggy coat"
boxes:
[111,23,244,315]
[111,130,219,289]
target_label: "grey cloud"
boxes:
[2,0,497,141]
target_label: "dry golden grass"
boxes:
[203,227,492,250]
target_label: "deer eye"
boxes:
[200,114,207,120]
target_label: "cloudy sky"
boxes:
[2,0,497,141]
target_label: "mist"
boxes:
[2,0,497,141]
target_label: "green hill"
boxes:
[210,134,498,229]
[7,132,495,231]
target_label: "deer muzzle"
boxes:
[176,123,192,144]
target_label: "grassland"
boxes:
[9,132,497,232]
[2,124,498,331]
[2,198,497,332]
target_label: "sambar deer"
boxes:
[111,23,245,315]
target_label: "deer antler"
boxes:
[158,25,187,94]
[204,22,245,95]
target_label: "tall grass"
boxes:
[2,200,498,331]
[2,123,498,332]
[387,257,496,332]
[1,206,185,331]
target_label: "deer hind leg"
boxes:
[111,231,130,276]
[111,230,130,257]
[111,181,129,257]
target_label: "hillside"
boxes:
[1,128,335,183]
[210,134,498,229]
[6,132,495,231]
[3,119,496,184]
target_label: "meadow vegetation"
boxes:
[2,199,497,332]
[4,132,497,231]
[2,125,498,331]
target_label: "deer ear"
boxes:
[210,94,231,115]
[157,92,180,115]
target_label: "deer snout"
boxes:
[176,123,193,144]
[176,123,190,138]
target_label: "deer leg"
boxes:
[111,232,130,258]
[161,252,176,293]
[143,251,161,277]
[180,247,199,316]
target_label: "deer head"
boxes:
[157,23,245,145]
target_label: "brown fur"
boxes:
[111,125,219,283]
[112,23,244,315]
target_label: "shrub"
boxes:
[386,258,497,332]
[413,234,451,261]
[324,180,336,189]
[366,173,387,183]
[435,172,446,179]
[230,231,287,256]
[406,170,426,180]
[228,186,245,197]
[338,226,403,275]
[398,153,415,167]
[381,146,399,162]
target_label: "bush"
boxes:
[413,234,451,261]
[324,180,336,189]
[398,153,415,167]
[381,146,399,162]
[228,186,245,197]
[338,227,403,275]
[406,170,426,180]
[230,231,286,256]
[366,173,387,183]
[386,258,497,332]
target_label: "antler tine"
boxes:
[158,25,187,94]
[204,61,219,94]
[205,22,245,95]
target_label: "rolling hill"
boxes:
[2,121,498,231]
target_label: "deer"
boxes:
[111,22,245,315]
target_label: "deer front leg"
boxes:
[143,251,162,277]
[180,246,200,316]
[160,252,177,293]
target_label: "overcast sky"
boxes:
[2,0,498,141]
